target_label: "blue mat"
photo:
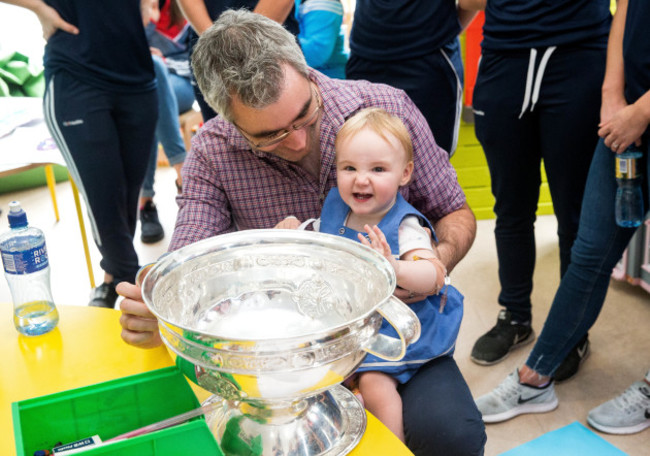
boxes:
[500,422,628,456]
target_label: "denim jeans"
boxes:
[527,138,649,376]
[141,55,191,198]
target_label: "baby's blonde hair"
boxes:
[335,108,414,162]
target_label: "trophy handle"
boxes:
[362,296,421,361]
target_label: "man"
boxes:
[178,0,297,120]
[119,10,485,455]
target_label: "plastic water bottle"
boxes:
[0,201,59,335]
[614,147,645,228]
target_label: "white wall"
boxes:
[0,4,45,64]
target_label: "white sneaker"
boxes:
[475,370,558,423]
[587,370,650,435]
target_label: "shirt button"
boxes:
[320,194,325,201]
[338,227,345,234]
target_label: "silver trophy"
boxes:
[141,230,421,456]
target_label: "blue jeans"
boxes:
[141,55,193,198]
[527,138,649,376]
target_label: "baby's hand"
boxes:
[274,216,302,229]
[358,225,399,271]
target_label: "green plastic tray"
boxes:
[12,366,223,456]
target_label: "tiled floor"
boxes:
[0,167,648,455]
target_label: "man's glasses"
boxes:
[236,82,322,150]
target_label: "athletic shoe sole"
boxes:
[482,396,559,423]
[141,232,164,244]
[587,416,650,435]
[470,329,537,366]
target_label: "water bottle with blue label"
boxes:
[615,146,645,228]
[0,201,58,335]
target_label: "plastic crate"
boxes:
[12,366,223,456]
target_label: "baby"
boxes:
[276,107,464,441]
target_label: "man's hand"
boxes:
[117,281,162,349]
[274,216,302,229]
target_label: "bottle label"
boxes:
[1,242,49,275]
[615,156,639,179]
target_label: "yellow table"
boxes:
[2,305,413,456]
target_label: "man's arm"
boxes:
[433,202,476,273]
[395,88,476,273]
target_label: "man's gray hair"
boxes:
[192,9,310,122]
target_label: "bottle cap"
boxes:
[7,201,28,228]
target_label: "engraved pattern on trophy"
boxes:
[141,230,420,456]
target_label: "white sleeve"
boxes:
[398,216,433,257]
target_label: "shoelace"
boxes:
[613,383,650,413]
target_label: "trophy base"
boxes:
[203,385,367,456]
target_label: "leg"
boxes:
[527,138,646,377]
[473,51,542,323]
[188,32,217,121]
[399,357,486,456]
[169,72,195,115]
[358,372,404,442]
[43,73,156,293]
[474,139,648,423]
[151,56,187,168]
[538,47,604,278]
[534,46,605,381]
[142,55,187,201]
[470,51,540,365]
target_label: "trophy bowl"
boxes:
[141,229,421,456]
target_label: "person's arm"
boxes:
[360,225,445,295]
[600,0,627,128]
[297,1,343,68]
[397,90,476,273]
[177,0,213,35]
[1,0,78,39]
[457,0,486,11]
[169,128,236,250]
[253,0,294,23]
[432,202,476,272]
[178,0,294,35]
[597,0,650,151]
[457,2,480,30]
[119,125,233,349]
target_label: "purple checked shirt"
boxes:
[169,69,465,251]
